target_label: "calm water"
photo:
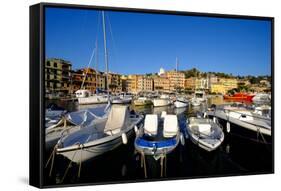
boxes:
[44,96,273,186]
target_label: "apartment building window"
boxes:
[47,61,50,66]
[54,62,57,67]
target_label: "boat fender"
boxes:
[122,133,128,144]
[213,117,217,123]
[203,112,207,118]
[226,122,231,133]
[180,133,185,146]
[134,125,138,134]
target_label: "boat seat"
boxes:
[163,115,178,138]
[198,124,211,134]
[161,111,167,118]
[144,114,158,136]
[104,105,130,135]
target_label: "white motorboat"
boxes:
[186,117,224,151]
[56,105,143,163]
[174,97,189,108]
[252,93,271,102]
[134,97,153,106]
[76,90,109,105]
[191,98,201,106]
[194,90,206,102]
[207,103,271,144]
[111,93,132,104]
[152,94,171,107]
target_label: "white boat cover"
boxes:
[163,115,178,138]
[144,114,158,136]
[104,105,130,135]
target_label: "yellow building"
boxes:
[210,78,238,94]
[137,76,153,92]
[184,77,196,90]
[165,70,185,91]
[45,58,72,97]
[195,78,209,90]
[127,75,139,94]
[153,76,170,92]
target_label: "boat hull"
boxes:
[78,96,108,105]
[174,100,188,108]
[152,99,171,107]
[57,128,135,163]
[207,110,271,144]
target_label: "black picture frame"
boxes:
[30,2,274,188]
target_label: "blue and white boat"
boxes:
[135,112,180,157]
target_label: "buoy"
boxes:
[180,133,185,146]
[122,133,128,144]
[227,122,230,133]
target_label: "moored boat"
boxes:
[174,97,189,108]
[134,97,153,106]
[223,92,254,102]
[207,103,271,144]
[56,105,143,163]
[186,117,224,151]
[152,94,171,107]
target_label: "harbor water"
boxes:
[44,96,272,185]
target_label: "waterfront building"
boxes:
[127,75,139,94]
[210,78,238,94]
[137,76,154,92]
[195,78,209,90]
[165,70,185,91]
[72,68,98,93]
[184,77,196,91]
[45,58,72,97]
[153,76,170,92]
[107,72,122,93]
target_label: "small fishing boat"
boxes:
[135,113,180,156]
[56,105,143,163]
[174,97,189,108]
[152,94,171,107]
[134,97,153,106]
[186,117,224,151]
[223,92,254,102]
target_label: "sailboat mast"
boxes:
[95,39,98,94]
[102,11,109,95]
[176,57,178,72]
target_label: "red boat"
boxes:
[223,93,255,102]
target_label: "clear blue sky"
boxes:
[45,7,271,76]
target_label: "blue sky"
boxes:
[45,7,271,76]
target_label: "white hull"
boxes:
[153,99,171,107]
[207,110,271,136]
[78,95,108,105]
[174,100,188,108]
[57,129,134,163]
